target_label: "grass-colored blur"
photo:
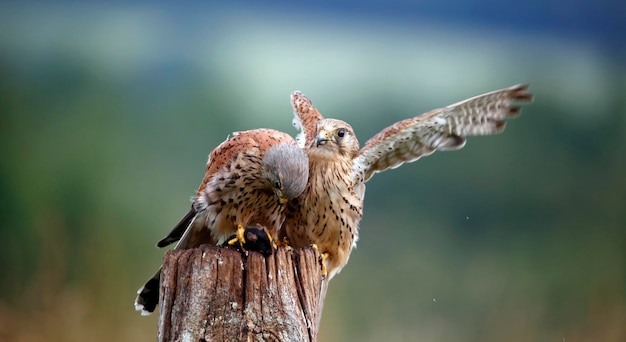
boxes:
[1,4,624,342]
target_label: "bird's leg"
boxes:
[228,224,247,252]
[310,244,329,278]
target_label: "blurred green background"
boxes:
[1,2,624,341]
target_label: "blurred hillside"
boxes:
[1,3,624,342]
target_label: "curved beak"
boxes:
[276,189,288,205]
[316,130,331,147]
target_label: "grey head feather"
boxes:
[262,143,309,200]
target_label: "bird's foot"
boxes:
[320,252,329,278]
[310,244,328,278]
[275,236,292,250]
[264,227,276,249]
[227,224,247,251]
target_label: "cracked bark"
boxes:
[158,245,328,342]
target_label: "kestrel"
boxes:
[134,128,309,315]
[280,84,534,279]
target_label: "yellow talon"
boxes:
[228,224,247,251]
[320,252,329,278]
[275,236,290,249]
[263,227,275,247]
[309,244,328,278]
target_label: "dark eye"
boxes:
[337,129,346,138]
[274,180,281,189]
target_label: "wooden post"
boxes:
[157,245,328,342]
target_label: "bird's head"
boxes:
[312,118,359,159]
[262,143,309,204]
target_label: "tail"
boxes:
[134,269,161,315]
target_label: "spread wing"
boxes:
[353,84,534,183]
[291,91,324,148]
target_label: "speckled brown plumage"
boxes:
[135,128,309,315]
[282,85,533,279]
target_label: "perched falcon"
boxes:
[280,84,534,279]
[134,128,309,315]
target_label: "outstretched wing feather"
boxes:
[354,84,533,183]
[291,91,324,148]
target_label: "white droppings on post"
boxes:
[181,332,193,342]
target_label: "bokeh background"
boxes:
[1,2,624,341]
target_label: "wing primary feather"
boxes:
[354,84,533,183]
[291,90,324,148]
[156,206,196,248]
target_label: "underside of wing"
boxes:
[354,84,533,183]
[291,91,324,148]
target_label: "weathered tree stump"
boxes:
[158,245,328,341]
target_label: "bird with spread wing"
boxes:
[280,84,534,279]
